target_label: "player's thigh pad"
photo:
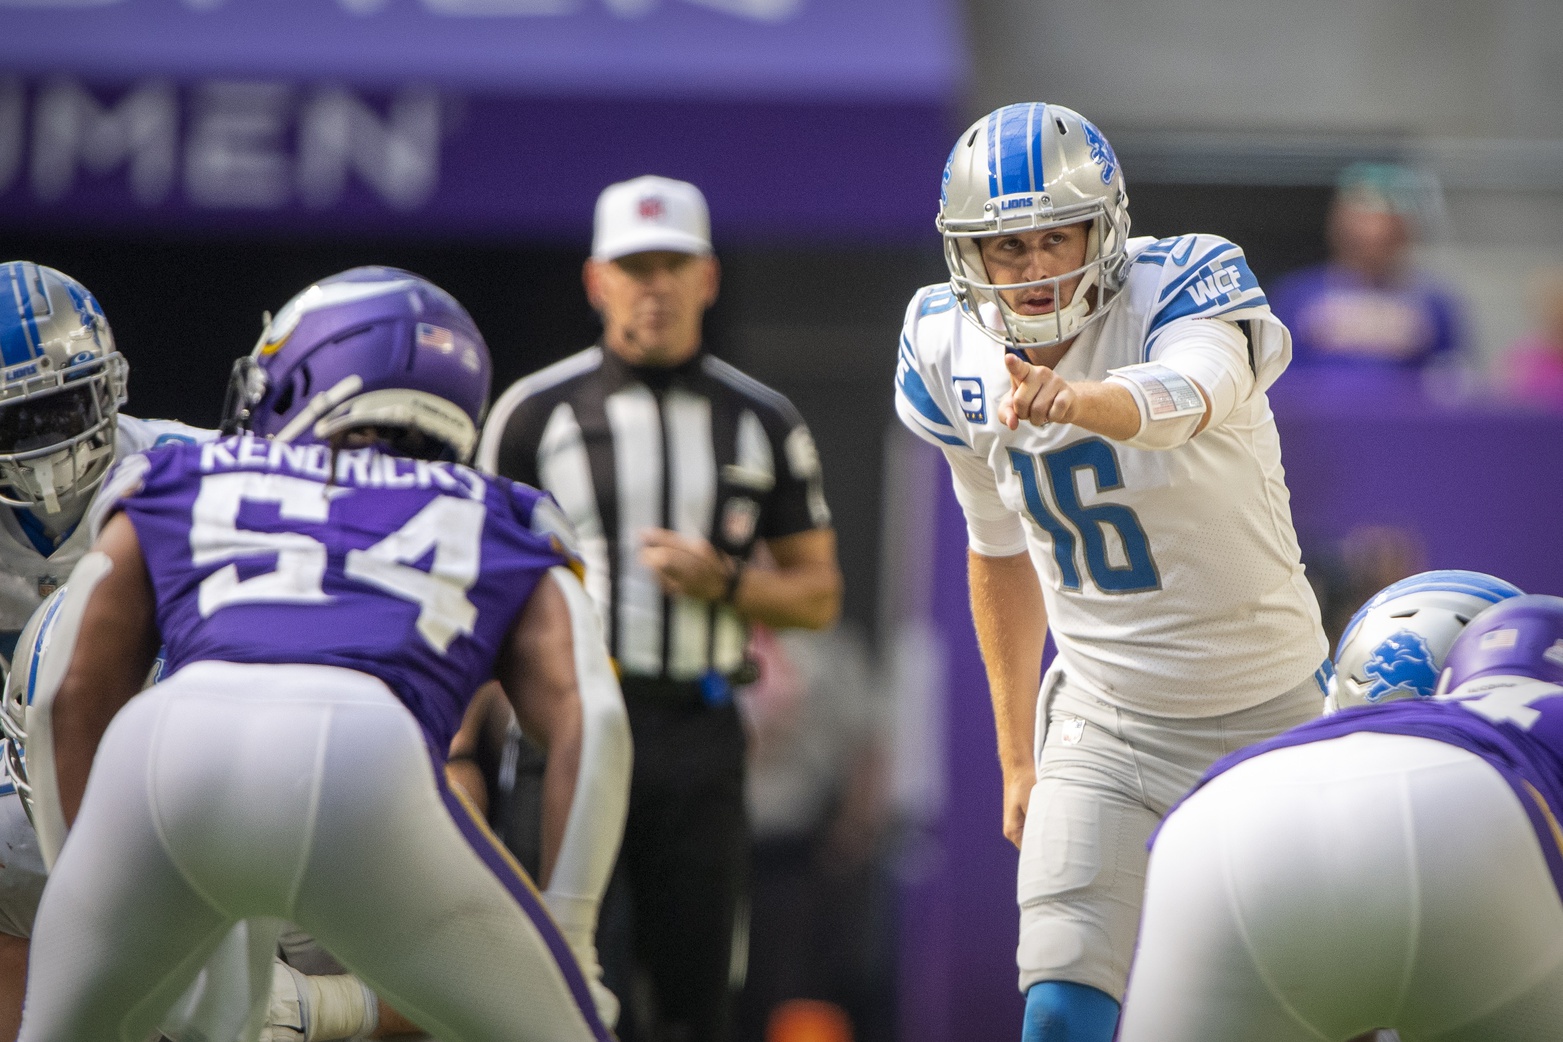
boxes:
[1018,683,1160,999]
[1019,674,1321,999]
[1105,672,1323,816]
[0,792,45,938]
[1117,733,1563,1042]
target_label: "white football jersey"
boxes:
[897,234,1327,718]
[0,416,212,643]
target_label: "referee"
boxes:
[477,175,841,1042]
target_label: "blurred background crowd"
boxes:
[1,0,1559,1039]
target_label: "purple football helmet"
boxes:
[1440,594,1563,692]
[222,267,490,462]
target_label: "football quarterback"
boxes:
[895,103,1329,1042]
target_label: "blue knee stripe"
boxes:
[1021,981,1119,1042]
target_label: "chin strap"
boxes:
[998,219,1103,345]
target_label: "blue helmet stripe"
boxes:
[998,105,1032,196]
[1370,570,1524,607]
[26,591,69,709]
[986,112,999,198]
[1337,569,1525,658]
[1029,103,1045,195]
[18,263,46,360]
[0,263,37,368]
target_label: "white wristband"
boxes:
[304,974,379,1042]
[1106,363,1206,450]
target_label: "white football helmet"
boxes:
[939,103,1131,350]
[1,584,67,819]
[1328,569,1524,712]
[1,582,165,826]
[0,262,128,514]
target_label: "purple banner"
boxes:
[0,79,953,238]
[0,0,960,102]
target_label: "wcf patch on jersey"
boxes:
[953,376,986,423]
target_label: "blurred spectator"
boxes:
[1499,264,1563,410]
[737,625,895,1042]
[1271,163,1464,375]
[1302,524,1426,652]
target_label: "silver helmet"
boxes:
[0,263,128,514]
[1328,569,1524,712]
[938,103,1131,350]
[0,585,67,821]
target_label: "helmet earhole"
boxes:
[1055,118,1068,134]
[274,371,306,417]
[967,128,980,147]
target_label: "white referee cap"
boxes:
[591,176,712,262]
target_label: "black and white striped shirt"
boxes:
[477,347,831,682]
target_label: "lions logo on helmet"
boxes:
[1328,569,1524,712]
[937,103,1131,351]
[0,263,128,514]
[1359,631,1439,703]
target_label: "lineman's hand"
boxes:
[1002,766,1036,850]
[999,353,1079,430]
[639,528,733,603]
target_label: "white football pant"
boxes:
[1017,670,1322,998]
[1118,732,1563,1041]
[20,661,610,1042]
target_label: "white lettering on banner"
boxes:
[29,78,177,204]
[296,88,440,211]
[185,82,292,208]
[682,0,799,22]
[0,79,444,212]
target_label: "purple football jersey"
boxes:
[1170,679,1563,899]
[94,435,576,754]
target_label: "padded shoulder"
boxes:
[895,285,970,450]
[87,451,157,542]
[1128,234,1270,341]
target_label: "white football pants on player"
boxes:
[1017,670,1323,998]
[20,661,610,1042]
[2,763,273,1042]
[1117,732,1563,1042]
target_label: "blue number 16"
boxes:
[1007,439,1160,594]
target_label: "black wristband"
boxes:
[721,556,745,605]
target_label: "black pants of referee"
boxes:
[598,679,748,1042]
[494,679,748,1042]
